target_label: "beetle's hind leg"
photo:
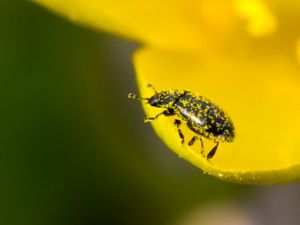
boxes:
[174,119,184,144]
[207,142,219,159]
[188,136,205,156]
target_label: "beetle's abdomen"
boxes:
[175,93,235,142]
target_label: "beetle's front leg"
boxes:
[144,109,175,122]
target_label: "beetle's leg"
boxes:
[199,138,204,149]
[144,109,174,122]
[188,136,198,146]
[174,119,184,144]
[207,142,219,159]
[188,136,205,156]
[199,138,205,156]
[188,136,203,148]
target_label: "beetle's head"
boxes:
[148,90,182,108]
[128,84,187,109]
[128,91,177,108]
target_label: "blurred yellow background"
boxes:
[1,1,300,225]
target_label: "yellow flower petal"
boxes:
[32,0,238,52]
[34,0,300,183]
[134,48,300,184]
[234,0,277,37]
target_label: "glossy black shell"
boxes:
[174,92,234,143]
[149,89,235,143]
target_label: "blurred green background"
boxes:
[2,1,300,225]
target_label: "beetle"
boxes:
[128,84,235,159]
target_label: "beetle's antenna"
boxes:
[128,93,149,101]
[146,83,158,94]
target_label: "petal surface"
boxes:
[134,48,300,184]
[33,0,238,52]
[34,0,300,184]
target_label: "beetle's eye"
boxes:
[149,96,160,106]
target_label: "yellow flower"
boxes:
[33,0,300,184]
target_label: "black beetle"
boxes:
[128,84,235,159]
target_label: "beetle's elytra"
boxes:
[128,84,235,159]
